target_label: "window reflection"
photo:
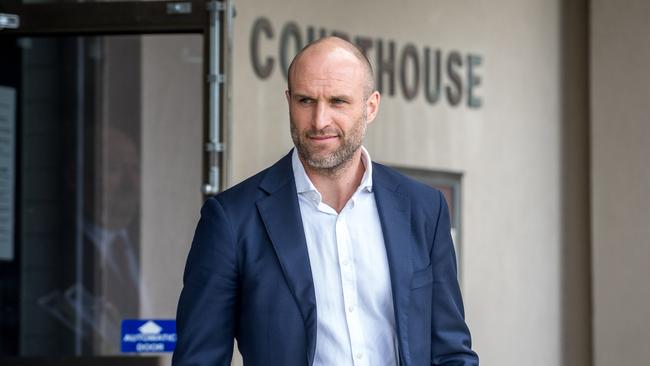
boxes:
[1,33,202,359]
[21,36,143,355]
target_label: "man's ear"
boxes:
[285,90,291,104]
[365,91,381,124]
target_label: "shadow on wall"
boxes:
[559,1,592,366]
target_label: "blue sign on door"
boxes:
[121,319,176,353]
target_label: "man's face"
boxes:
[287,47,379,171]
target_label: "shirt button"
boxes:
[342,260,349,266]
[348,306,354,313]
[356,353,363,359]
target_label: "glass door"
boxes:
[0,1,231,363]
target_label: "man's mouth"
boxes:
[309,135,337,141]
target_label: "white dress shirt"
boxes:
[292,147,399,366]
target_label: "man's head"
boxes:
[286,36,380,174]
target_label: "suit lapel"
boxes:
[255,155,413,365]
[373,163,413,366]
[256,152,317,365]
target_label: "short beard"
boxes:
[290,108,367,176]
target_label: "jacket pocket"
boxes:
[410,264,433,289]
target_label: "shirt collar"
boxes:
[358,146,373,192]
[291,146,374,196]
[291,148,316,194]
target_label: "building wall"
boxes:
[140,34,203,319]
[230,1,590,365]
[139,34,204,364]
[591,1,650,365]
[559,1,592,365]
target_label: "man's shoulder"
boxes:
[213,151,293,208]
[371,162,447,222]
[215,169,266,203]
[372,162,442,200]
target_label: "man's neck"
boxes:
[301,149,366,213]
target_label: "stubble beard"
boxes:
[290,109,367,176]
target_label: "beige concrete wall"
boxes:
[559,1,592,364]
[139,34,204,364]
[591,1,650,365]
[230,1,590,365]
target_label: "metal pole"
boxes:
[202,1,225,195]
[223,0,234,189]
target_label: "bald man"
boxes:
[173,37,478,366]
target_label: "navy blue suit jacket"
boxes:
[173,151,478,366]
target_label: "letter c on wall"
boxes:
[250,17,275,79]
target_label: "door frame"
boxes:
[0,0,232,194]
[0,0,232,358]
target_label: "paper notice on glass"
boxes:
[0,86,16,261]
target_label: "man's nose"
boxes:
[312,102,331,130]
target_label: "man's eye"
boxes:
[331,98,346,105]
[299,98,314,104]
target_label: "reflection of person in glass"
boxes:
[174,37,478,366]
[83,125,142,353]
[39,125,142,354]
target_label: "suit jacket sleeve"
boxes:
[431,190,479,365]
[173,198,238,366]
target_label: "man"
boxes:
[173,37,478,366]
